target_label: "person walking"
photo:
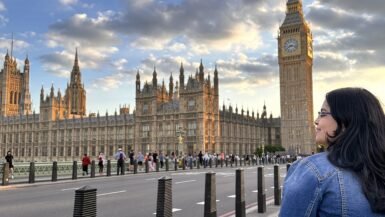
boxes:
[82,153,91,176]
[5,151,14,179]
[114,148,126,175]
[97,152,105,175]
[280,87,385,216]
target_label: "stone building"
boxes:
[0,48,32,116]
[278,0,315,154]
[0,51,280,162]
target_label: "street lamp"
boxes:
[176,127,185,157]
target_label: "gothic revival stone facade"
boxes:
[0,51,280,162]
[0,50,32,116]
[278,0,315,154]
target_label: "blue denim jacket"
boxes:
[279,152,384,217]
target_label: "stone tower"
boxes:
[0,42,32,116]
[278,0,315,154]
[65,49,86,116]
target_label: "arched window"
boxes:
[14,92,17,104]
[10,91,13,104]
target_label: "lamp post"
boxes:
[176,127,185,157]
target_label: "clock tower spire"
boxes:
[278,0,315,155]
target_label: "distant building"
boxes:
[0,51,280,162]
[278,0,315,154]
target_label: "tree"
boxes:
[254,147,263,158]
[264,145,285,154]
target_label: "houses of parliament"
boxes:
[0,0,316,162]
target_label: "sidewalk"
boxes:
[245,202,280,217]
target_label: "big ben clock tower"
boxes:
[278,0,315,154]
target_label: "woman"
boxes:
[280,88,385,216]
[98,152,105,175]
[5,151,14,179]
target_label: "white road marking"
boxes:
[97,190,126,197]
[145,178,157,181]
[61,187,80,191]
[228,195,236,198]
[153,208,182,215]
[252,190,258,193]
[175,180,196,184]
[197,200,220,205]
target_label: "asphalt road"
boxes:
[0,164,287,217]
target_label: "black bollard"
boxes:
[204,172,217,217]
[29,162,35,184]
[225,158,228,167]
[72,161,78,180]
[182,157,186,170]
[174,158,178,171]
[156,177,172,217]
[215,158,218,168]
[189,158,193,170]
[236,169,246,217]
[220,159,223,168]
[274,164,282,205]
[52,161,58,182]
[106,160,111,176]
[73,186,97,217]
[209,159,212,168]
[197,159,200,169]
[134,160,138,174]
[145,160,149,173]
[235,158,238,167]
[156,159,160,172]
[2,162,9,186]
[286,163,291,172]
[165,159,169,171]
[257,166,266,213]
[90,160,96,178]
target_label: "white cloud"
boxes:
[59,0,78,6]
[0,1,6,11]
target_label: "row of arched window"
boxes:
[9,91,21,104]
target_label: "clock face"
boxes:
[284,38,298,53]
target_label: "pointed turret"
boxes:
[169,73,174,100]
[179,62,185,89]
[199,59,204,82]
[50,84,55,98]
[70,48,82,86]
[152,66,157,89]
[214,64,218,94]
[40,86,44,101]
[136,70,141,94]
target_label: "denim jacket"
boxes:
[279,152,384,217]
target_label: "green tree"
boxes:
[254,147,263,157]
[264,145,285,154]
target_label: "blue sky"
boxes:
[1,0,385,117]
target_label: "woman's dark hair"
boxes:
[326,87,385,213]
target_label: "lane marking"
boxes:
[175,180,196,184]
[145,178,157,181]
[196,200,220,205]
[153,208,182,215]
[97,190,126,197]
[227,195,236,198]
[61,187,80,191]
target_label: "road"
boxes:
[0,164,286,217]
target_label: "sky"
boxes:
[0,0,384,117]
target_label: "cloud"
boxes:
[59,0,78,6]
[0,1,6,11]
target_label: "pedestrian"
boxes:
[5,151,14,179]
[159,151,164,168]
[98,152,105,175]
[198,151,203,166]
[280,87,385,216]
[129,150,134,170]
[82,153,91,176]
[114,148,126,175]
[137,152,144,167]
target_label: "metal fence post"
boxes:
[204,172,217,217]
[258,166,266,213]
[156,177,172,217]
[106,160,111,176]
[2,162,9,186]
[274,164,281,205]
[156,159,160,172]
[72,161,78,180]
[29,162,35,184]
[52,161,58,182]
[134,160,138,174]
[236,169,246,217]
[90,160,96,178]
[73,186,97,217]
